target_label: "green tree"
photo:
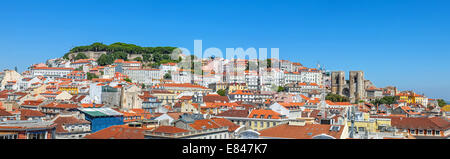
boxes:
[75,66,83,71]
[112,51,128,60]
[163,73,172,80]
[141,83,146,89]
[74,53,88,60]
[91,42,108,52]
[267,59,272,68]
[326,93,349,102]
[217,89,227,96]
[134,57,143,62]
[437,99,447,107]
[371,96,397,105]
[97,54,115,66]
[86,72,99,80]
[124,78,132,83]
[153,52,162,63]
[277,86,285,92]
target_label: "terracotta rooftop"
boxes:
[84,125,153,139]
[0,109,13,117]
[259,124,344,139]
[215,109,249,118]
[19,109,45,120]
[248,109,282,119]
[53,116,90,133]
[152,126,189,134]
[203,94,230,103]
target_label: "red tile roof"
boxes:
[188,119,222,130]
[203,94,230,103]
[84,125,153,139]
[80,103,105,108]
[53,116,90,133]
[21,100,44,106]
[229,90,253,95]
[42,102,79,109]
[0,109,13,116]
[19,109,45,119]
[259,124,344,139]
[278,102,306,108]
[389,117,450,130]
[248,109,282,119]
[211,118,240,131]
[152,126,189,134]
[166,112,184,121]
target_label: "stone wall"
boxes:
[68,51,108,60]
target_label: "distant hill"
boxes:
[63,42,181,67]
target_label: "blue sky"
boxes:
[0,0,449,100]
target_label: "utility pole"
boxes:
[349,106,356,138]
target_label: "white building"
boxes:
[160,62,178,74]
[89,83,102,104]
[102,65,117,79]
[70,59,97,69]
[113,59,142,73]
[172,69,192,84]
[299,69,323,84]
[31,67,74,79]
[269,102,304,119]
[17,77,41,91]
[123,68,161,85]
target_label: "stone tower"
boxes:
[331,71,345,96]
[349,71,365,103]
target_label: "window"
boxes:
[410,129,415,134]
[427,130,432,135]
[435,130,440,136]
[419,130,424,134]
[358,127,365,132]
[28,133,46,139]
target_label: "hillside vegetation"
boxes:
[63,42,181,67]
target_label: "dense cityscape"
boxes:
[0,42,448,139]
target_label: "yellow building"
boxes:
[214,83,228,91]
[397,92,426,105]
[58,86,79,95]
[442,105,450,112]
[347,113,392,133]
[216,109,289,131]
[228,83,248,94]
[397,93,411,103]
[149,90,178,105]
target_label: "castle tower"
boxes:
[349,71,365,103]
[331,71,345,96]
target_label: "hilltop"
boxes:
[63,42,182,67]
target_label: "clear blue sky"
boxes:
[0,0,449,100]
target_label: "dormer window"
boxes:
[253,114,258,118]
[260,115,265,119]
[267,115,272,119]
